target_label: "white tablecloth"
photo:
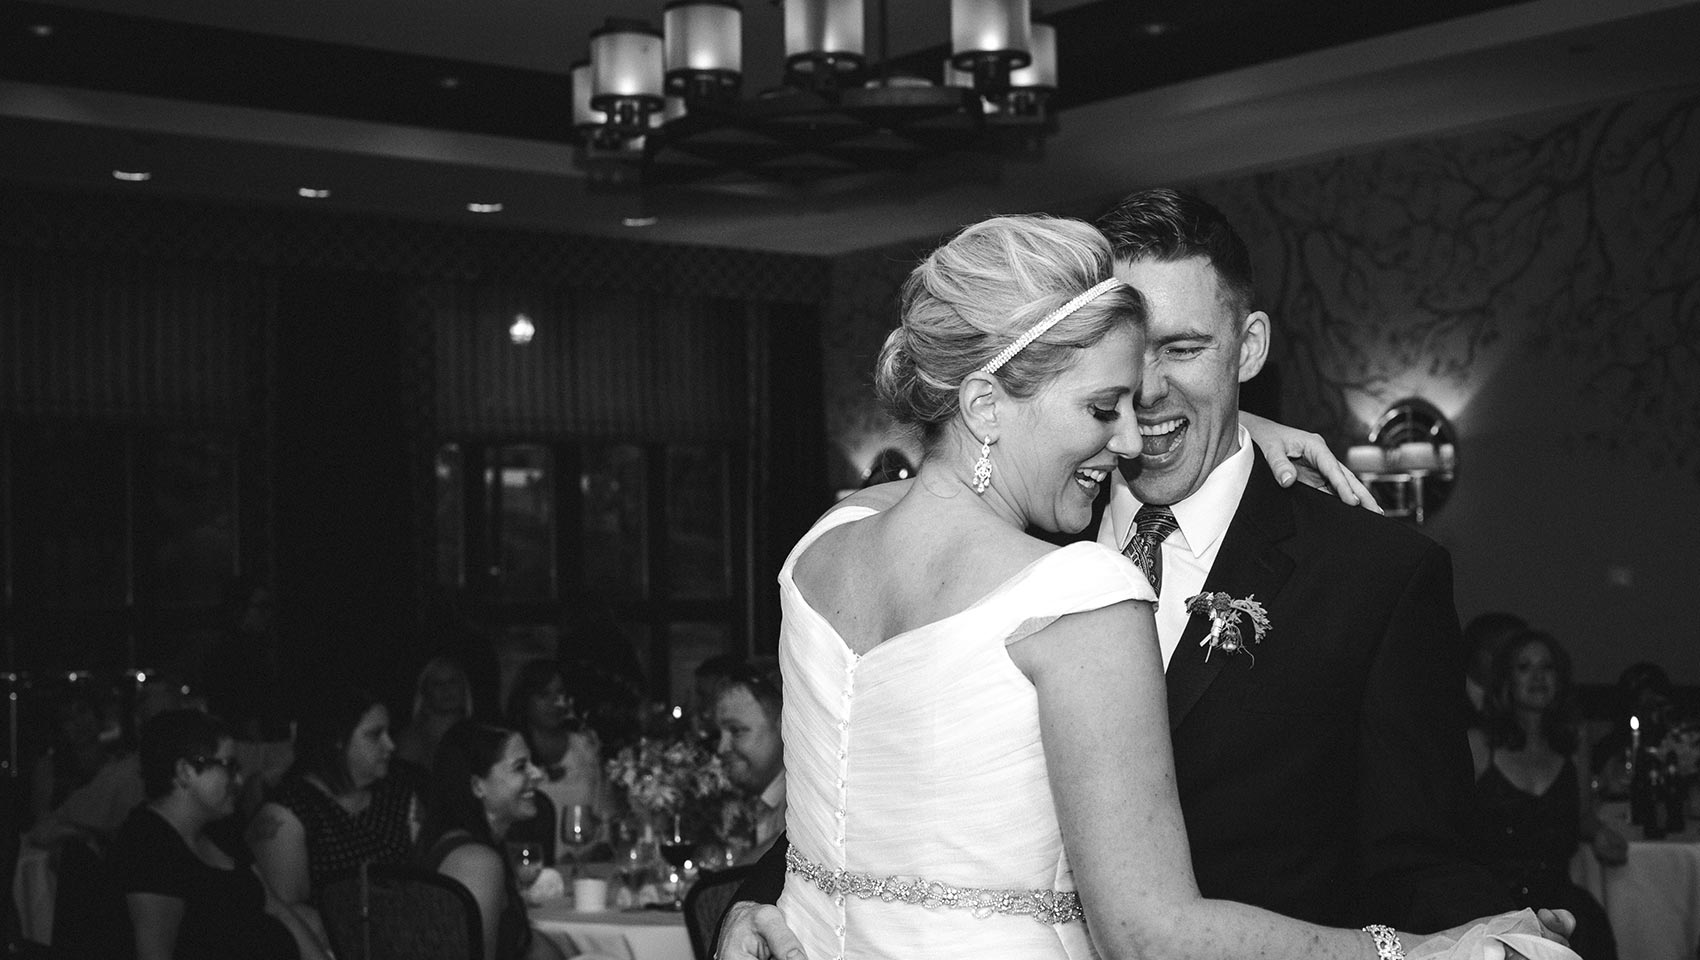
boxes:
[530,901,691,960]
[1570,808,1700,960]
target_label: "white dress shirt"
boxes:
[1097,423,1255,668]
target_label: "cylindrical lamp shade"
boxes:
[1010,21,1056,89]
[784,0,863,61]
[1397,442,1439,471]
[942,59,975,88]
[571,61,605,130]
[590,18,665,110]
[1344,445,1387,474]
[952,0,1031,66]
[664,2,741,74]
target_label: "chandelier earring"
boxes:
[971,435,994,495]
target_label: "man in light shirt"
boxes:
[713,660,787,864]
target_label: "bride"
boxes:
[739,214,1575,960]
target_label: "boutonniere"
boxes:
[1184,592,1271,664]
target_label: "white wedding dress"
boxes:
[775,505,1154,960]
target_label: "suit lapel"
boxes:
[1166,454,1297,730]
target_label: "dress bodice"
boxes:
[1468,753,1581,898]
[776,506,1153,960]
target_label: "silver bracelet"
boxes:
[1363,924,1405,960]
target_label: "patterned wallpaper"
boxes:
[819,84,1700,680]
[1202,89,1700,480]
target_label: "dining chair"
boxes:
[681,864,758,960]
[318,861,483,960]
[49,837,133,960]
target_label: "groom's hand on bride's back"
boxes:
[717,901,808,960]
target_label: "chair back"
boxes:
[51,837,134,960]
[318,861,483,960]
[682,864,758,960]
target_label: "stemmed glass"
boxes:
[612,818,658,907]
[506,840,544,890]
[658,814,695,910]
[559,804,600,878]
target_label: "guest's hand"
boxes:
[717,901,808,960]
[1240,412,1382,513]
[1590,824,1629,865]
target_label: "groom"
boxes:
[718,189,1513,952]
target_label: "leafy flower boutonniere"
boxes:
[1184,592,1271,664]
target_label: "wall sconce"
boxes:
[1345,398,1457,524]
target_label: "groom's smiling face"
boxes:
[1113,255,1268,506]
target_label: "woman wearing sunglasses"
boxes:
[112,709,329,960]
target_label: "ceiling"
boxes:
[3,0,1699,256]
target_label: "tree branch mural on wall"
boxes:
[1208,88,1700,481]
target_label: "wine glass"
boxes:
[611,819,657,907]
[559,804,600,878]
[506,840,544,889]
[658,814,695,910]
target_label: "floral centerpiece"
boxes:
[606,735,730,825]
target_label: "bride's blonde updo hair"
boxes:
[875,214,1144,451]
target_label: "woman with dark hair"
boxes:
[249,687,414,949]
[1468,630,1622,960]
[111,709,326,960]
[420,720,566,960]
[503,659,613,852]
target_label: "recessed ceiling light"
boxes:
[622,215,659,228]
[466,202,503,214]
[29,23,54,38]
[438,75,462,90]
[1141,22,1173,37]
[297,187,330,199]
[112,169,152,182]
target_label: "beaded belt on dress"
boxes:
[785,847,1084,925]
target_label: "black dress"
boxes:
[423,832,530,960]
[1469,754,1618,960]
[271,774,415,892]
[111,806,298,960]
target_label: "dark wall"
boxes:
[273,271,414,703]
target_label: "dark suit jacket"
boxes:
[731,452,1511,933]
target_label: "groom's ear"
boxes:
[1237,310,1270,383]
[959,372,1000,438]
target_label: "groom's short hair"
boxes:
[1096,188,1257,318]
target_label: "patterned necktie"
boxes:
[1123,504,1179,594]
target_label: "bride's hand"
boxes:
[1239,411,1382,514]
[717,901,808,960]
[1533,908,1575,944]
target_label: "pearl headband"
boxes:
[979,276,1128,375]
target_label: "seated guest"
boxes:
[504,659,614,851]
[29,679,121,825]
[111,709,327,960]
[393,656,473,783]
[1462,611,1528,717]
[249,686,415,943]
[712,660,785,865]
[29,674,186,847]
[1467,629,1621,960]
[420,721,566,960]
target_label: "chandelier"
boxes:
[571,0,1059,191]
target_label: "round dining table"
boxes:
[530,898,691,960]
[1570,802,1700,960]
